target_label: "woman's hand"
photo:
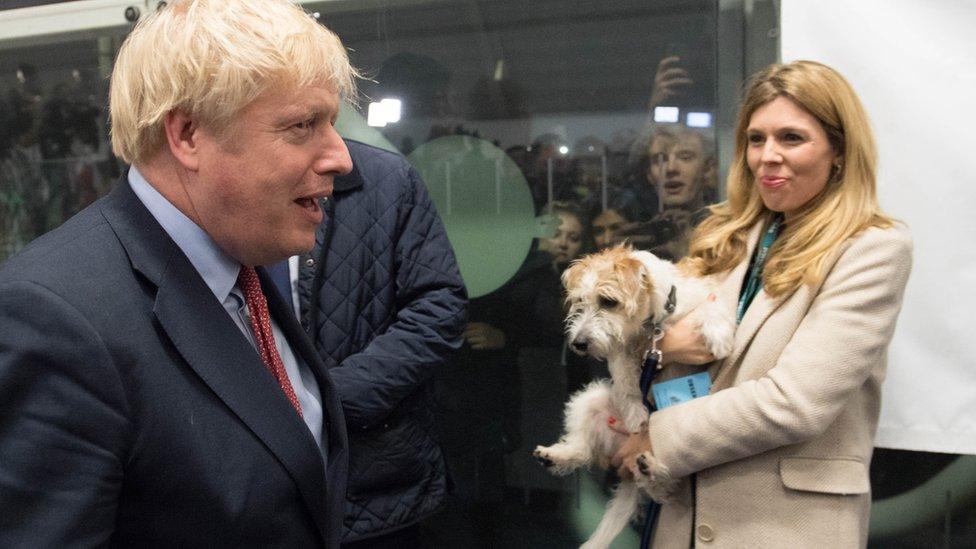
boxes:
[463,322,507,350]
[610,425,652,479]
[659,294,717,365]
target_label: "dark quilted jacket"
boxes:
[297,140,467,542]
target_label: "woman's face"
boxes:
[592,209,626,250]
[545,212,583,265]
[745,96,839,220]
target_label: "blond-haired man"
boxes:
[0,1,356,546]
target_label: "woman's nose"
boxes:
[761,141,783,163]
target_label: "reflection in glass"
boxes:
[306,0,721,544]
[1,35,125,261]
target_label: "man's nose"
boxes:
[315,130,354,176]
[665,154,679,170]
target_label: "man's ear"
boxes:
[163,109,201,171]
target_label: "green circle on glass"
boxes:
[409,136,542,298]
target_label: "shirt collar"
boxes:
[128,165,240,303]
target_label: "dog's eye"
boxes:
[598,296,619,309]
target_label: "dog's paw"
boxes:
[633,451,681,503]
[696,302,736,359]
[532,444,583,475]
[532,446,556,468]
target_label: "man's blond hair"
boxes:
[110,0,359,164]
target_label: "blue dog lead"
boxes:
[636,285,675,548]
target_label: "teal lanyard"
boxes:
[736,215,783,324]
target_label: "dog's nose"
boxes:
[572,339,588,353]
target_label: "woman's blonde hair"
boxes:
[683,60,893,297]
[109,0,360,164]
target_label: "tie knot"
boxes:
[237,266,262,299]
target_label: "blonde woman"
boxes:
[612,60,913,547]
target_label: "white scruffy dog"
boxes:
[533,245,735,549]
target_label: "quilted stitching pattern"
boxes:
[299,140,467,540]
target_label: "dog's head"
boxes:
[562,245,656,359]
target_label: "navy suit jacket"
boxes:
[0,175,348,547]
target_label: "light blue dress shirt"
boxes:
[128,166,325,452]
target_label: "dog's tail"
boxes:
[580,480,640,549]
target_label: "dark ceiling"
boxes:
[310,0,717,118]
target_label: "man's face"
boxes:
[187,83,352,266]
[646,133,710,208]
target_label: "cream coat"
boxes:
[647,222,913,548]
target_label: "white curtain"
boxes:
[781,0,976,455]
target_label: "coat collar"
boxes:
[99,173,335,543]
[332,159,363,193]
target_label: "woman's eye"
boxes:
[783,132,802,142]
[747,134,764,144]
[598,296,619,309]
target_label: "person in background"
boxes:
[613,60,913,548]
[0,0,357,546]
[538,200,589,270]
[590,194,642,251]
[270,142,466,547]
[622,123,717,260]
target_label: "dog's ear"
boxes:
[639,261,655,294]
[562,259,585,291]
[612,255,651,316]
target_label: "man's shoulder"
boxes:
[0,201,125,297]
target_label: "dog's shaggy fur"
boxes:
[533,245,735,548]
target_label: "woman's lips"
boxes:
[760,176,788,189]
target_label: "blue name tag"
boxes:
[651,372,712,410]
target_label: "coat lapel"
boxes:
[99,175,330,540]
[710,222,792,390]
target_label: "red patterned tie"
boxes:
[237,266,303,417]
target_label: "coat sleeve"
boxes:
[0,280,129,546]
[327,166,468,429]
[647,227,913,479]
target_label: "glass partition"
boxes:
[306,1,722,545]
[0,26,127,259]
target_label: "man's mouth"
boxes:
[295,197,321,211]
[663,180,685,194]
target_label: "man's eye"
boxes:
[598,296,619,309]
[293,118,315,131]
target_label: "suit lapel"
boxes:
[259,267,349,514]
[99,175,330,539]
